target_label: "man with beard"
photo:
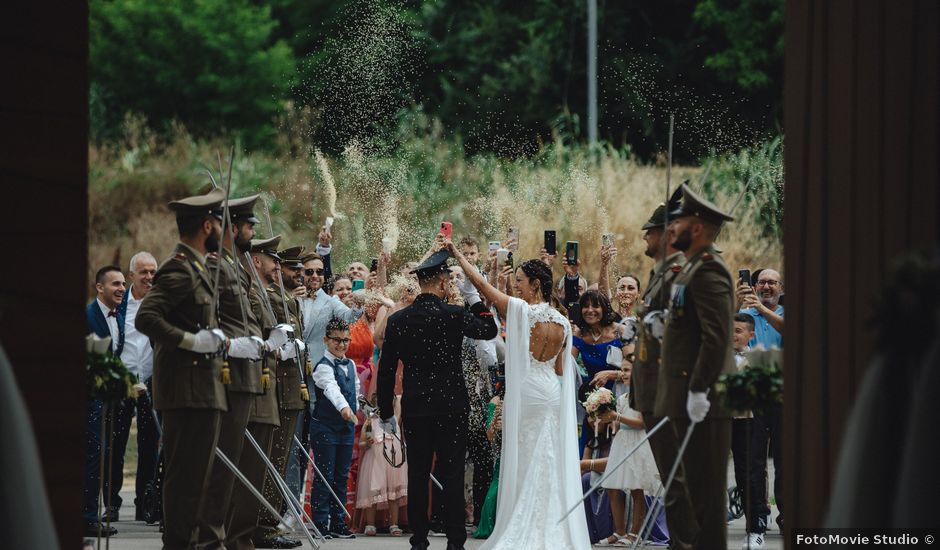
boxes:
[656,183,736,550]
[102,251,159,524]
[135,189,231,549]
[197,194,289,547]
[251,240,309,548]
[630,201,699,550]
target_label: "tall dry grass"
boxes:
[88,120,783,295]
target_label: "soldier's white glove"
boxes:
[643,310,667,342]
[278,339,305,360]
[618,318,638,345]
[264,324,292,351]
[380,415,399,436]
[456,274,481,306]
[686,392,710,423]
[182,328,227,353]
[606,345,624,368]
[227,336,264,360]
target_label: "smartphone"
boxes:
[488,240,501,252]
[565,241,579,265]
[544,230,556,254]
[602,233,614,247]
[325,216,334,230]
[738,269,751,286]
[440,221,453,239]
[506,251,514,268]
[352,279,365,291]
[370,258,379,273]
[496,248,510,267]
[507,228,519,251]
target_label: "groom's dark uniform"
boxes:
[378,250,498,550]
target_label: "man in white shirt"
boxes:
[102,252,160,523]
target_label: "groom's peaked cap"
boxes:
[412,249,452,281]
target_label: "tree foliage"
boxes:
[89,0,783,160]
[90,0,295,147]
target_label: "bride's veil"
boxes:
[482,297,590,547]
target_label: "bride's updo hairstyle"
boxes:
[519,259,553,303]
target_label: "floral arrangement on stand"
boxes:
[583,386,617,439]
[716,347,783,416]
[86,334,139,403]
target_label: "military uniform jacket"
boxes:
[267,284,307,411]
[135,243,227,412]
[247,278,280,426]
[631,251,686,414]
[206,248,263,394]
[655,245,735,420]
[377,294,499,420]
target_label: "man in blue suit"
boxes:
[84,265,126,537]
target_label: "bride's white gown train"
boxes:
[480,298,591,550]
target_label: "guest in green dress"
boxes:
[474,396,502,538]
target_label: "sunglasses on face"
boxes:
[304,268,325,276]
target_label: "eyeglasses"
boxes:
[304,268,324,276]
[327,336,351,344]
[755,280,780,287]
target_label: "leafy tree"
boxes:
[89,0,295,147]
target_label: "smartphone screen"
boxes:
[488,240,501,252]
[738,269,751,286]
[440,221,453,239]
[565,241,579,265]
[507,228,519,251]
[544,230,556,254]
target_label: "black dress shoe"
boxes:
[330,523,355,539]
[445,544,466,550]
[254,534,302,548]
[101,507,119,523]
[84,522,118,537]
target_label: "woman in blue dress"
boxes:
[571,290,630,454]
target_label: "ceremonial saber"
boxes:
[292,435,352,519]
[214,448,319,550]
[556,417,669,524]
[245,431,325,544]
[430,473,444,491]
[631,419,698,550]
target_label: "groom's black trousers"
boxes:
[403,412,468,548]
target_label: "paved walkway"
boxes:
[94,493,783,549]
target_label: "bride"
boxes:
[449,241,591,550]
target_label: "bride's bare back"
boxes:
[530,321,566,375]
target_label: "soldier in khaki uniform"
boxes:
[196,194,279,548]
[631,201,698,550]
[135,189,230,550]
[655,183,736,550]
[225,233,288,550]
[251,240,309,548]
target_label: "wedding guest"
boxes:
[357,396,407,537]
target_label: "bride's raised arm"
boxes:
[446,239,511,319]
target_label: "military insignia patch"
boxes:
[670,284,686,317]
[702,252,713,262]
[174,252,186,261]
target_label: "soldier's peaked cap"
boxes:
[642,185,685,230]
[668,183,734,226]
[168,188,225,219]
[411,249,452,279]
[251,235,283,261]
[278,246,306,269]
[226,194,261,224]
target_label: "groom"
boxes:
[377,249,499,550]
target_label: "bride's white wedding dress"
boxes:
[480,298,591,550]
